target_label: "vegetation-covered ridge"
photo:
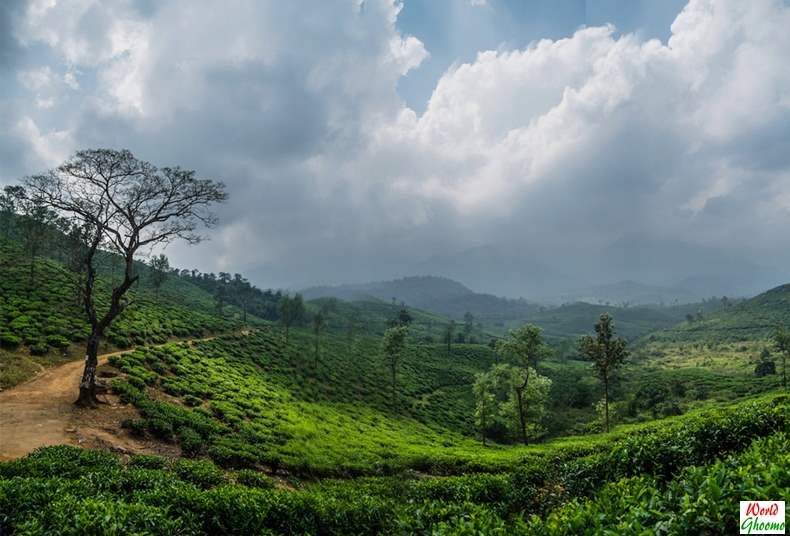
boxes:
[646,283,790,343]
[107,323,788,477]
[0,239,242,388]
[0,393,786,535]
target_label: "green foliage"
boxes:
[474,364,552,443]
[527,432,790,535]
[0,239,243,388]
[648,283,790,344]
[497,325,551,369]
[0,395,786,535]
[755,347,777,377]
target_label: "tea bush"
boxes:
[525,432,790,535]
[1,412,787,536]
[0,240,243,387]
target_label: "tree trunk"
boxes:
[391,365,397,409]
[75,333,101,407]
[604,375,610,433]
[29,256,35,289]
[284,324,289,344]
[314,334,319,369]
[481,412,487,446]
[783,354,787,391]
[515,387,527,445]
[76,247,136,407]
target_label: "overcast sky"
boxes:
[1,0,789,297]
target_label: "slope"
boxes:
[647,282,790,344]
[0,238,245,388]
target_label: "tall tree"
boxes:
[444,320,456,356]
[0,185,24,239]
[148,254,170,299]
[579,313,629,432]
[279,293,305,344]
[381,325,408,409]
[231,273,251,322]
[25,148,226,407]
[394,306,412,327]
[11,187,56,290]
[463,311,474,339]
[473,363,551,445]
[214,271,231,316]
[473,368,498,446]
[774,327,790,390]
[496,324,550,444]
[312,311,325,369]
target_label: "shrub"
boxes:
[45,334,71,349]
[0,332,22,348]
[128,454,168,470]
[234,469,276,489]
[145,418,174,441]
[173,459,224,489]
[177,427,204,457]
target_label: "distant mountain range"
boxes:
[561,280,701,306]
[405,243,787,303]
[301,275,541,319]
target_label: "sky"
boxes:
[0,0,789,299]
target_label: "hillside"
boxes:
[619,283,790,415]
[491,301,706,344]
[646,283,790,344]
[0,216,788,534]
[0,238,245,388]
[1,393,786,533]
[303,275,540,319]
[303,276,726,344]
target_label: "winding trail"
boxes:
[0,336,218,461]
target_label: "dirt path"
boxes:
[0,336,219,461]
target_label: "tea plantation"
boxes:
[1,233,789,534]
[0,393,786,534]
[0,239,241,388]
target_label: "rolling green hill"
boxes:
[647,283,790,344]
[303,275,718,344]
[0,238,245,388]
[618,283,790,414]
[1,393,786,534]
[1,228,788,534]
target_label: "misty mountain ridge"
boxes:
[302,275,541,319]
[406,242,787,303]
[302,271,788,320]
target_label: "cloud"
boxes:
[1,0,789,294]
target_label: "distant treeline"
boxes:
[172,269,282,321]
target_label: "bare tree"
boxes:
[25,149,226,407]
